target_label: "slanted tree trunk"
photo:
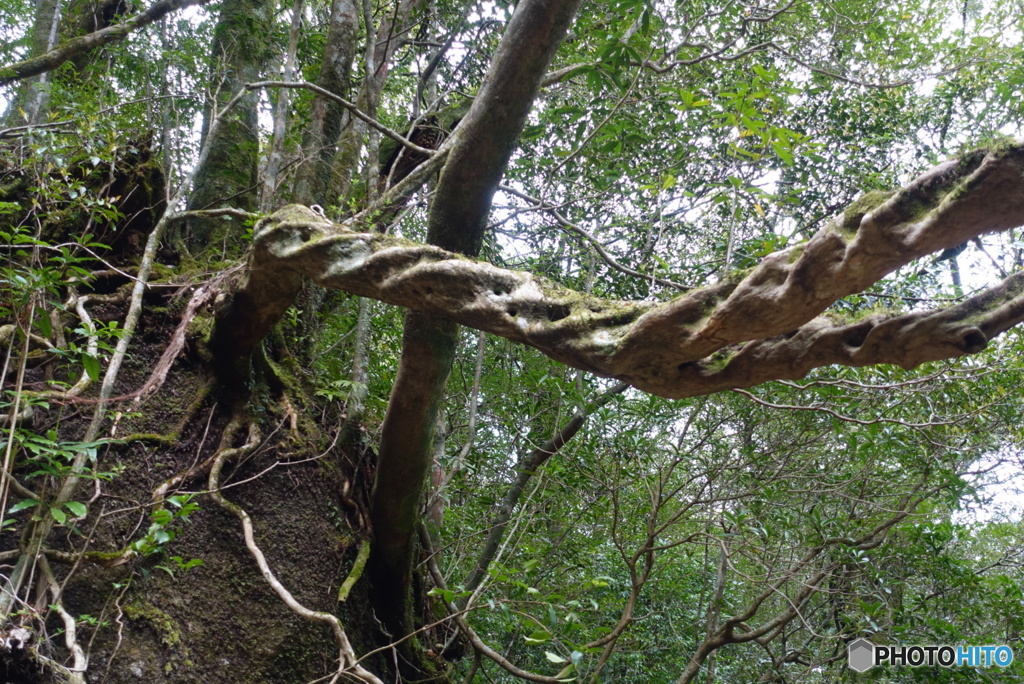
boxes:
[3,0,62,125]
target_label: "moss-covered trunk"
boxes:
[0,257,403,682]
[184,0,273,247]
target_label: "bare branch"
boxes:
[498,184,690,290]
[247,80,437,158]
[168,208,258,222]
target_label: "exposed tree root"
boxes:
[207,422,383,684]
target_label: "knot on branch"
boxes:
[956,326,987,354]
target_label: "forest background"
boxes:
[1,0,1024,682]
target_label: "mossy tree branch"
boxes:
[212,141,1024,399]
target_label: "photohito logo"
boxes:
[848,638,1015,672]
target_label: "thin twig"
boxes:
[247,80,436,158]
[498,184,689,290]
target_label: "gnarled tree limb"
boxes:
[213,142,1024,399]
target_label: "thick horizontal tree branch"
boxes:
[0,0,209,85]
[212,142,1024,399]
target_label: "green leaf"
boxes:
[81,353,100,382]
[524,629,551,644]
[64,501,87,517]
[9,498,40,514]
[35,313,52,338]
[50,506,67,524]
[427,587,455,603]
[171,556,204,570]
[151,509,173,526]
[554,663,576,680]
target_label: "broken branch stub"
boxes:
[212,143,1024,398]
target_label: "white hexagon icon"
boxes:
[848,638,875,673]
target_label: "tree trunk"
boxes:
[366,0,582,653]
[260,0,303,211]
[3,0,62,125]
[291,0,359,207]
[185,0,273,247]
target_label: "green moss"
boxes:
[266,203,319,226]
[534,277,649,330]
[823,300,897,327]
[703,348,735,373]
[119,432,179,445]
[258,349,328,451]
[148,262,177,281]
[925,138,1021,212]
[189,313,216,363]
[720,266,753,286]
[337,539,371,603]
[81,549,132,564]
[959,135,1017,162]
[124,601,181,648]
[840,190,895,236]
